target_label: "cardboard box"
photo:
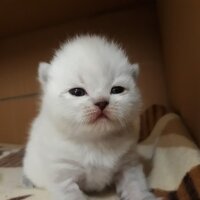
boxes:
[0,0,199,145]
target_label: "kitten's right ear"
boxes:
[131,63,139,80]
[38,62,50,87]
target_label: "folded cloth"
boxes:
[0,105,200,200]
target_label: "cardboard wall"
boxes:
[157,0,200,144]
[0,3,168,144]
[0,0,135,38]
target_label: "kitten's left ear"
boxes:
[38,62,50,87]
[131,63,139,80]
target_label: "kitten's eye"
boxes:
[111,86,125,94]
[69,88,87,96]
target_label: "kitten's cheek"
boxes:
[82,109,98,123]
[74,111,86,123]
[104,110,112,119]
[88,111,102,123]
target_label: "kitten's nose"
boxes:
[95,101,109,110]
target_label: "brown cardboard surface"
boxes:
[157,0,200,145]
[0,96,38,144]
[0,0,138,39]
[0,3,168,144]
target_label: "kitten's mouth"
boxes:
[90,112,109,123]
[97,113,107,119]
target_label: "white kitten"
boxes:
[23,35,157,200]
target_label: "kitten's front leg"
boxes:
[49,178,88,200]
[48,163,88,200]
[116,164,158,200]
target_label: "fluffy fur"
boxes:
[23,35,157,200]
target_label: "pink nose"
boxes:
[95,101,109,110]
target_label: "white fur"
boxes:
[23,35,157,200]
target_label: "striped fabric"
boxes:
[153,165,200,200]
[6,195,32,200]
[139,104,169,142]
[0,148,24,167]
[0,105,200,200]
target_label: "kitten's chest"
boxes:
[75,141,133,191]
[50,138,133,191]
[81,146,119,168]
[78,147,121,191]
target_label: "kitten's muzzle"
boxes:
[95,101,109,110]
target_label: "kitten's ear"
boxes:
[131,63,139,80]
[38,62,50,87]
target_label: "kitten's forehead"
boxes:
[50,36,133,89]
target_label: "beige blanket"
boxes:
[0,105,200,200]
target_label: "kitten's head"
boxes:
[39,35,141,139]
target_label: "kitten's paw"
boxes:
[120,191,161,200]
[22,174,35,188]
[142,192,162,200]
